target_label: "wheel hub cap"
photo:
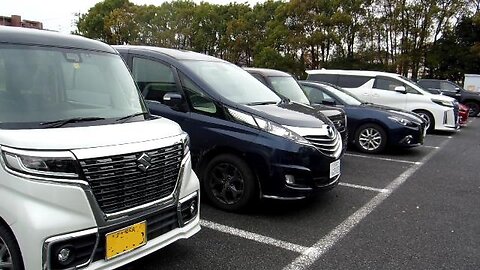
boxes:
[359,128,382,151]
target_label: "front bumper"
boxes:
[388,124,425,148]
[257,139,342,200]
[433,107,457,131]
[1,145,200,270]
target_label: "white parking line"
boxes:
[344,153,420,165]
[339,182,389,193]
[422,145,440,149]
[200,220,308,254]
[282,138,451,270]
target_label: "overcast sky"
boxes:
[2,0,265,33]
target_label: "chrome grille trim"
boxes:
[79,144,183,215]
[305,131,342,158]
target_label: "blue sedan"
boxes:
[300,81,427,154]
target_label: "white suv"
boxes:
[306,69,458,132]
[0,27,200,270]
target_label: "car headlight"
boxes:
[1,147,79,179]
[388,116,412,126]
[431,98,454,107]
[227,108,309,144]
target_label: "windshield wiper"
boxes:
[40,117,105,128]
[115,112,150,123]
[246,101,280,106]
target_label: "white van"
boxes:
[0,27,200,269]
[306,69,458,132]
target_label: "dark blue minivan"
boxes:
[116,46,344,211]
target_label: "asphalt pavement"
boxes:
[121,118,480,270]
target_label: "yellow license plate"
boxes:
[105,221,147,260]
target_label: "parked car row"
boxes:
[0,27,466,270]
[417,79,480,117]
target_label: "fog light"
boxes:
[285,174,295,185]
[189,201,196,214]
[57,246,75,266]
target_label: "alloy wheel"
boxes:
[359,128,383,151]
[208,163,245,205]
[0,236,13,270]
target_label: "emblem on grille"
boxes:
[137,153,152,172]
[326,126,335,139]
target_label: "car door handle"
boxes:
[362,93,369,96]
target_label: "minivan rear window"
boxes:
[337,75,372,88]
[307,74,338,84]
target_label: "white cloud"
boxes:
[2,0,265,33]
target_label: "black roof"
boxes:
[0,26,116,53]
[114,45,224,62]
[243,67,291,77]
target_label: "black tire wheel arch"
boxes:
[414,110,435,133]
[0,223,24,270]
[464,101,480,117]
[354,123,387,154]
[202,154,258,212]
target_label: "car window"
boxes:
[337,75,372,88]
[179,72,218,115]
[307,74,338,84]
[132,57,179,103]
[250,73,268,85]
[183,60,280,105]
[0,58,5,92]
[303,85,336,104]
[268,76,310,104]
[0,45,146,127]
[440,81,458,92]
[374,77,403,91]
[418,80,437,89]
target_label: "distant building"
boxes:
[0,15,43,29]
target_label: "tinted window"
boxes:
[179,72,218,115]
[337,75,372,88]
[307,74,338,84]
[418,80,438,88]
[440,81,458,92]
[132,57,179,102]
[303,85,336,104]
[374,77,403,91]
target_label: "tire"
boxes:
[354,123,387,154]
[202,154,258,211]
[0,224,24,270]
[464,101,480,117]
[414,110,435,133]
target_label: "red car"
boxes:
[459,103,469,126]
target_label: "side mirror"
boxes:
[455,87,461,93]
[322,100,336,106]
[163,92,184,108]
[394,86,407,94]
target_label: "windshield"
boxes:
[0,45,147,129]
[183,60,281,105]
[319,83,363,106]
[269,76,310,104]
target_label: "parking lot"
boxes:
[121,118,480,270]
